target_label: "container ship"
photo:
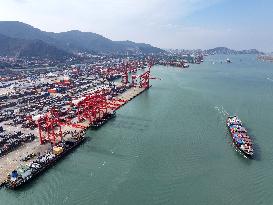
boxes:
[5,135,86,189]
[226,116,254,158]
[91,111,116,129]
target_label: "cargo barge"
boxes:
[90,111,116,129]
[5,135,86,189]
[226,116,254,158]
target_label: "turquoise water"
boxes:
[1,55,273,205]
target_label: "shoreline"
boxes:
[0,85,148,188]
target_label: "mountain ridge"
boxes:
[204,47,264,55]
[0,21,163,58]
[0,33,71,59]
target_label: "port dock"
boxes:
[0,64,151,188]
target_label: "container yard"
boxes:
[0,58,156,189]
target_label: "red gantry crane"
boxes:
[36,60,157,145]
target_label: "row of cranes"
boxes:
[33,61,159,145]
[121,62,160,89]
[37,90,125,145]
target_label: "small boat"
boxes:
[226,58,232,63]
[183,63,189,68]
[226,116,254,158]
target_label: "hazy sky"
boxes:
[0,0,272,51]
